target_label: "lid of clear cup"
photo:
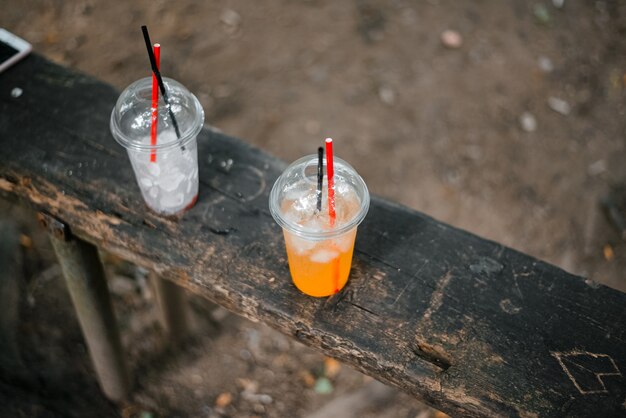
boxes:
[269,155,370,240]
[110,77,205,151]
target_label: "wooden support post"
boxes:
[41,212,131,402]
[0,221,23,375]
[150,272,191,342]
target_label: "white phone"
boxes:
[0,28,32,73]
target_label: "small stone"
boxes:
[237,378,259,393]
[441,30,463,49]
[603,244,614,261]
[19,234,32,248]
[243,392,273,404]
[552,0,564,8]
[587,159,607,176]
[191,374,204,384]
[215,392,233,408]
[239,348,252,360]
[538,56,554,73]
[548,97,571,115]
[378,86,396,105]
[464,144,482,160]
[253,404,265,414]
[220,9,241,33]
[519,112,537,132]
[10,87,23,98]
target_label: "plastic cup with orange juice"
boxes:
[269,146,369,297]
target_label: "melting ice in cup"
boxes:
[310,248,339,264]
[127,131,199,214]
[147,161,161,176]
[333,232,354,252]
[158,170,186,192]
[286,234,317,254]
[160,192,185,209]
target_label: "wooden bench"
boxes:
[1,54,625,417]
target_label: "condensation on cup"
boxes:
[269,155,370,297]
[110,77,204,215]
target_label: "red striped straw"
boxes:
[149,43,161,163]
[325,138,336,226]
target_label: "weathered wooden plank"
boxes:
[1,54,625,417]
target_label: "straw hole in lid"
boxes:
[134,88,154,102]
[302,160,322,184]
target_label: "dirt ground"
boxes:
[1,1,625,417]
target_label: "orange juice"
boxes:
[269,154,370,297]
[284,228,357,297]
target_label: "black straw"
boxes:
[317,147,324,212]
[141,25,182,142]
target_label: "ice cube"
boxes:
[284,186,306,202]
[287,235,316,254]
[304,215,327,232]
[160,192,184,209]
[310,249,339,264]
[183,149,194,162]
[283,206,304,226]
[148,186,158,199]
[293,193,317,216]
[159,172,186,192]
[335,181,351,196]
[147,163,161,176]
[333,233,354,252]
[139,177,153,188]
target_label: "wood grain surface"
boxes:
[1,54,625,417]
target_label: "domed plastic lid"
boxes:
[110,77,204,151]
[269,154,370,239]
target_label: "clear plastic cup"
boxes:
[110,77,204,215]
[269,155,370,297]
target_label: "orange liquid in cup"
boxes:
[283,228,357,297]
[270,155,369,298]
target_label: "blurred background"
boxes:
[1,0,625,417]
